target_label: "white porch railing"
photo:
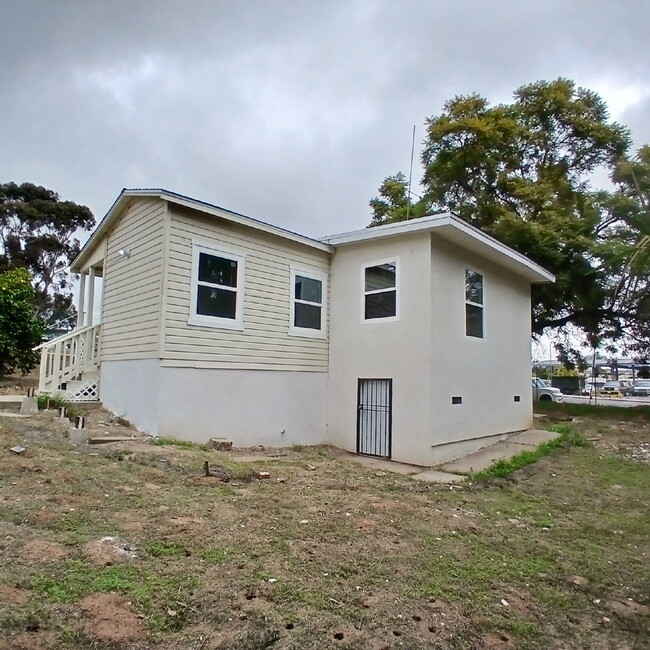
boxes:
[36,323,101,401]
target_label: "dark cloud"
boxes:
[2,0,648,237]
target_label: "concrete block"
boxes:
[19,396,39,416]
[68,428,87,446]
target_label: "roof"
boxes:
[71,188,333,271]
[73,189,553,283]
[320,213,554,283]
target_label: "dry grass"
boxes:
[0,408,648,649]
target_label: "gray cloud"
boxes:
[2,0,649,237]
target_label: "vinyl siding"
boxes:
[163,207,330,371]
[100,198,165,360]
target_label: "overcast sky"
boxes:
[2,0,649,240]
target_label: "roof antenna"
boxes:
[406,124,416,220]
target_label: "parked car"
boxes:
[601,381,625,397]
[532,378,563,402]
[631,380,650,397]
[581,378,606,395]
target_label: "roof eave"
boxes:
[320,214,554,284]
[71,188,333,272]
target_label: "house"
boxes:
[38,189,553,466]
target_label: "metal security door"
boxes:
[357,379,392,458]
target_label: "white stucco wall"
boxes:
[428,236,533,463]
[327,233,434,465]
[100,359,161,434]
[156,367,328,447]
[327,232,534,467]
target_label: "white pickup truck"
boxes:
[532,378,563,402]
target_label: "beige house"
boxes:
[39,189,553,466]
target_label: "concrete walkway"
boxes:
[344,428,560,482]
[438,429,560,474]
[0,394,24,403]
[344,451,465,484]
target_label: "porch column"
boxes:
[87,266,96,327]
[77,273,87,328]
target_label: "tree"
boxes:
[0,182,95,327]
[0,268,45,376]
[370,79,650,356]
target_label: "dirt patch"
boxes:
[2,631,56,649]
[83,536,137,566]
[79,592,145,642]
[605,599,650,618]
[478,632,515,649]
[21,539,68,564]
[0,584,31,604]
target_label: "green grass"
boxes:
[151,437,207,450]
[535,400,650,421]
[470,424,588,480]
[145,540,187,557]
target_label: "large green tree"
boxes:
[0,182,95,327]
[370,79,650,356]
[0,268,44,376]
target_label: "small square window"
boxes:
[452,396,463,405]
[364,261,397,320]
[514,395,521,402]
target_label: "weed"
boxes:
[145,540,187,557]
[37,392,66,410]
[152,437,197,449]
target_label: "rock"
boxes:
[568,575,589,588]
[209,438,233,451]
[84,537,137,566]
[257,471,271,479]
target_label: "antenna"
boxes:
[406,125,416,220]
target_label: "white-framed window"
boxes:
[289,267,327,337]
[188,241,245,330]
[363,258,399,321]
[465,268,484,338]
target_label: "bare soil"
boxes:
[0,405,648,649]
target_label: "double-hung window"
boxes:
[290,268,326,337]
[465,269,484,338]
[363,259,398,320]
[189,242,244,329]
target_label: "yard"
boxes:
[0,400,648,649]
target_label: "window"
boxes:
[465,269,483,338]
[363,260,398,320]
[290,268,326,336]
[189,242,244,329]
